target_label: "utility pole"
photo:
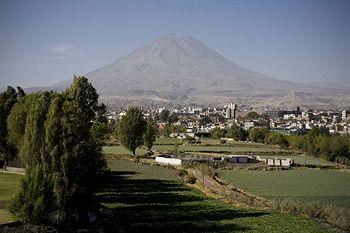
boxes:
[202,156,204,188]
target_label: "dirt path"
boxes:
[0,168,25,175]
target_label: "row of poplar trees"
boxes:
[3,77,106,225]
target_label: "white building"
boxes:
[225,103,237,119]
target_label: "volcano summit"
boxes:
[55,35,350,108]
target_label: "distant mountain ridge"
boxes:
[52,35,350,109]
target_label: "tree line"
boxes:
[287,127,350,165]
[0,77,107,225]
[211,124,350,164]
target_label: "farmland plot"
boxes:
[219,169,350,207]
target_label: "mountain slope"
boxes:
[54,35,350,108]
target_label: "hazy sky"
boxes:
[0,0,349,88]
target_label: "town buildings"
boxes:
[106,103,350,137]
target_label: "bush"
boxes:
[220,139,226,144]
[176,169,188,178]
[248,128,269,143]
[183,175,197,184]
[266,132,289,149]
[9,165,54,223]
[335,156,350,166]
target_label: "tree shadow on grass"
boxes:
[97,171,269,233]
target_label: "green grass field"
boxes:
[98,159,334,233]
[0,172,21,224]
[103,146,148,156]
[0,161,336,232]
[219,169,350,207]
[154,137,183,145]
[107,159,177,180]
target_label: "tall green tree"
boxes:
[21,92,52,166]
[0,86,26,168]
[117,107,146,155]
[9,92,55,223]
[248,127,269,143]
[10,76,106,225]
[7,94,39,150]
[266,132,289,149]
[143,118,157,150]
[51,77,106,223]
[159,109,170,122]
[211,127,227,139]
[227,124,248,141]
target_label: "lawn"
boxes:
[219,169,350,207]
[98,159,335,233]
[0,172,21,224]
[103,146,148,156]
[154,137,183,145]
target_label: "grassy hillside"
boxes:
[219,169,350,207]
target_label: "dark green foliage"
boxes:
[266,132,289,149]
[144,118,157,150]
[227,124,248,141]
[9,76,106,225]
[116,107,146,155]
[95,103,107,123]
[287,128,350,163]
[0,86,26,167]
[308,126,330,137]
[199,115,212,126]
[211,127,227,139]
[245,111,261,120]
[66,76,99,127]
[9,165,54,223]
[159,109,178,123]
[248,128,269,143]
[159,109,170,122]
[167,113,178,124]
[50,77,106,223]
[287,135,305,150]
[0,86,19,115]
[91,121,109,145]
[16,86,26,99]
[21,92,53,166]
[7,94,39,150]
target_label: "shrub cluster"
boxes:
[287,127,350,164]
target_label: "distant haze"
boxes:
[0,0,349,88]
